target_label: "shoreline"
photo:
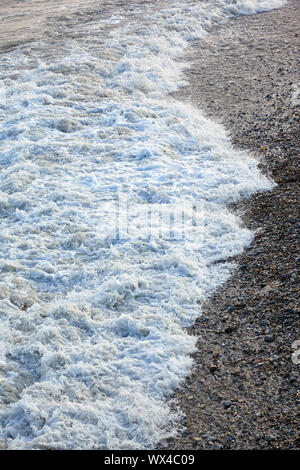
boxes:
[0,0,298,450]
[162,0,299,449]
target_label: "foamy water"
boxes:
[0,0,285,449]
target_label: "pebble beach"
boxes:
[164,0,300,450]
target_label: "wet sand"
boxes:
[161,0,300,450]
[0,0,171,53]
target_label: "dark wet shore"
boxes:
[162,0,300,450]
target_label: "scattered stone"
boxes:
[264,335,275,343]
[224,325,236,334]
[223,401,234,409]
[56,118,82,133]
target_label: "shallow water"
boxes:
[0,0,285,450]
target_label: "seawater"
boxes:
[0,0,285,449]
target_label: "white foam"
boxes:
[0,0,285,449]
